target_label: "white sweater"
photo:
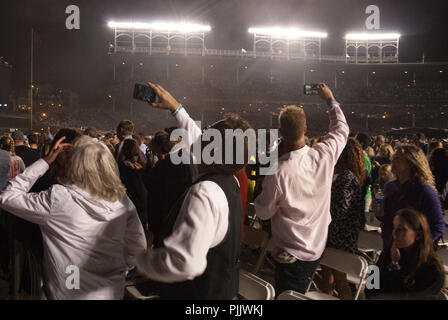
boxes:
[0,159,147,299]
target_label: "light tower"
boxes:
[108,21,211,56]
[345,32,400,64]
[248,27,327,60]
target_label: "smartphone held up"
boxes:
[133,83,157,103]
[303,84,319,95]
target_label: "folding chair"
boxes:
[243,225,274,274]
[358,230,383,262]
[307,247,369,300]
[277,290,311,300]
[277,289,340,300]
[238,269,275,300]
[125,285,160,300]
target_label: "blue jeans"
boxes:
[275,257,321,297]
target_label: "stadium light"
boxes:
[248,27,327,39]
[108,21,211,32]
[345,33,401,40]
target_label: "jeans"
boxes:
[274,257,321,297]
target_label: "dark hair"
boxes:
[202,113,252,176]
[133,134,144,145]
[0,136,15,155]
[335,138,366,186]
[395,209,444,287]
[103,132,115,140]
[84,127,98,139]
[28,133,39,145]
[164,127,178,137]
[121,138,145,166]
[49,128,83,183]
[429,147,448,194]
[117,120,134,138]
[356,133,371,150]
[151,131,172,156]
[414,132,426,141]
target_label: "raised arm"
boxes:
[0,137,70,225]
[148,82,201,149]
[313,83,349,164]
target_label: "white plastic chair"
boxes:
[238,269,275,300]
[125,286,161,300]
[307,247,369,300]
[305,290,340,300]
[358,230,383,262]
[277,290,312,300]
[277,289,340,300]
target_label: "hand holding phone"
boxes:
[304,84,319,95]
[133,83,157,103]
[146,82,181,113]
[317,83,335,101]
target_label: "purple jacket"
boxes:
[380,180,445,245]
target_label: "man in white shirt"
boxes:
[137,82,251,299]
[254,83,349,295]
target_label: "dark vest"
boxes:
[157,173,242,300]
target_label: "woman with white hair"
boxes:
[0,136,147,299]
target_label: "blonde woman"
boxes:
[376,144,395,164]
[0,135,25,179]
[379,144,445,248]
[0,136,147,299]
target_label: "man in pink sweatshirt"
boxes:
[254,83,349,296]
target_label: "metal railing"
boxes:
[112,46,347,62]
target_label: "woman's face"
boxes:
[391,152,411,182]
[392,215,417,249]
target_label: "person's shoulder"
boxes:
[419,255,445,282]
[189,180,228,210]
[383,179,397,192]
[0,149,9,160]
[12,154,24,162]
[194,179,228,195]
[419,182,437,194]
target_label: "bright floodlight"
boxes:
[248,27,327,39]
[345,33,400,40]
[108,21,211,32]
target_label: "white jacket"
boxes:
[0,159,147,300]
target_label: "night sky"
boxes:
[0,0,447,106]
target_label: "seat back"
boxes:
[318,248,369,299]
[358,230,383,252]
[320,248,369,282]
[239,269,275,300]
[277,290,312,300]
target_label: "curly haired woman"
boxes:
[321,138,366,299]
